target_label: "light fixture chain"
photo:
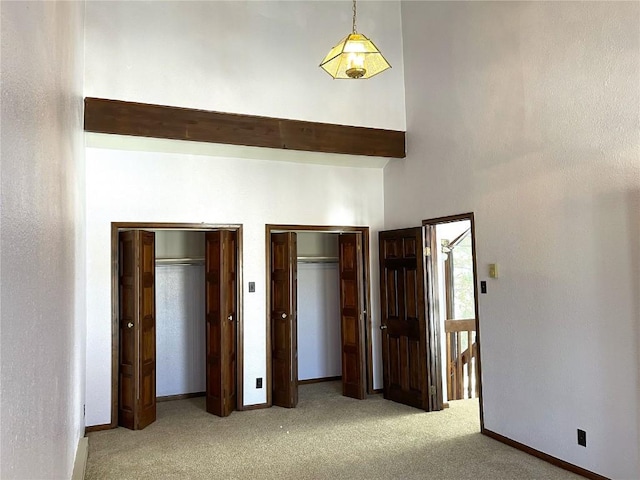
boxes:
[352,0,357,33]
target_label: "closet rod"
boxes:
[156,257,205,266]
[297,256,339,264]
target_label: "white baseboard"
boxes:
[71,436,88,480]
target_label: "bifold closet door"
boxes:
[338,233,367,400]
[118,230,156,430]
[270,232,298,408]
[205,230,237,417]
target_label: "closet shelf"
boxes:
[297,256,339,264]
[156,257,205,266]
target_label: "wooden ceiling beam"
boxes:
[84,97,406,159]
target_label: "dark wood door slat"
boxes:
[338,233,366,400]
[84,97,406,158]
[270,232,298,408]
[205,231,238,417]
[118,230,156,430]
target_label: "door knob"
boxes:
[281,313,287,319]
[227,315,233,321]
[379,325,387,330]
[127,322,134,328]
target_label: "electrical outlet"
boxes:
[480,281,487,294]
[577,429,586,447]
[256,377,263,389]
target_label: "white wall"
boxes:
[84,140,385,426]
[1,1,85,478]
[391,2,639,478]
[84,0,406,131]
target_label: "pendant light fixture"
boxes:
[319,0,391,79]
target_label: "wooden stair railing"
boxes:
[445,318,478,400]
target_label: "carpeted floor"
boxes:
[86,381,581,479]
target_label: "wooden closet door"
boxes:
[338,233,366,399]
[205,230,237,417]
[270,232,298,408]
[118,230,156,430]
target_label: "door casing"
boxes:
[109,222,244,429]
[265,224,374,407]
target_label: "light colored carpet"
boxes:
[86,382,581,479]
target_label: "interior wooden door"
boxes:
[378,227,436,411]
[118,230,156,430]
[205,230,237,417]
[270,232,298,408]
[338,233,366,399]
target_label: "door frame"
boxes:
[422,213,484,428]
[109,222,244,429]
[265,224,374,406]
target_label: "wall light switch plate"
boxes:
[489,263,498,278]
[248,282,255,293]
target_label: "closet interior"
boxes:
[154,230,206,400]
[296,232,342,383]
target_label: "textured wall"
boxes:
[391,1,640,478]
[84,0,406,130]
[0,1,85,478]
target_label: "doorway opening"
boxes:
[266,225,373,408]
[110,223,243,430]
[433,219,479,402]
[154,230,206,404]
[296,232,342,386]
[378,213,482,421]
[423,213,482,419]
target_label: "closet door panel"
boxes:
[270,232,298,408]
[118,230,156,430]
[205,231,237,417]
[339,233,366,400]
